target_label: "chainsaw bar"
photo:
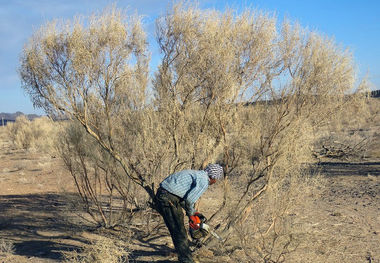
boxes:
[201,223,223,242]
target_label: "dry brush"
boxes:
[19,3,369,261]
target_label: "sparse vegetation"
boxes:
[0,238,15,255]
[63,236,129,263]
[5,115,60,153]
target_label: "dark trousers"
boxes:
[155,187,194,263]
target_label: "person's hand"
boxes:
[189,212,207,230]
[189,214,201,230]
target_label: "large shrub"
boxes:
[19,3,368,260]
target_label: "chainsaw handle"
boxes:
[194,212,207,223]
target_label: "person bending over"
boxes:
[155,164,224,263]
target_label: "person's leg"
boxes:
[156,191,194,263]
[167,197,193,263]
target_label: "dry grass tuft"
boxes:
[63,236,129,263]
[0,238,15,255]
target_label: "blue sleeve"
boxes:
[183,177,209,216]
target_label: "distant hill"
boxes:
[0,112,42,126]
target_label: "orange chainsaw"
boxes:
[189,215,223,246]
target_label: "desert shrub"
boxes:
[6,115,59,153]
[366,98,380,158]
[368,97,380,123]
[231,171,325,263]
[57,120,146,228]
[6,115,32,150]
[312,92,373,162]
[19,2,368,261]
[63,236,129,263]
[313,131,371,161]
[0,238,15,255]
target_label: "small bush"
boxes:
[6,115,59,153]
[0,238,15,255]
[63,236,129,263]
[313,96,374,162]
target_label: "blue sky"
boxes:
[0,0,379,114]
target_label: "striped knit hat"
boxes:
[204,164,224,180]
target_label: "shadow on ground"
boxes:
[128,243,176,263]
[0,193,176,262]
[13,240,78,260]
[315,161,380,177]
[0,193,87,261]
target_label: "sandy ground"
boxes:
[288,165,380,263]
[0,126,379,263]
